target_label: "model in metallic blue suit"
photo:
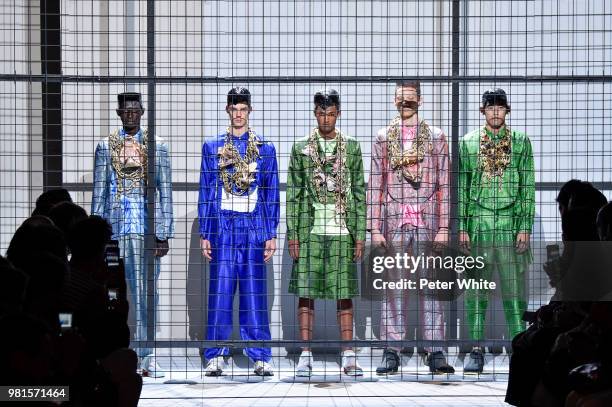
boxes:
[199,87,279,377]
[92,92,174,378]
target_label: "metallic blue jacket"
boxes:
[198,132,279,243]
[92,128,174,240]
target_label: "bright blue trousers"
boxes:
[204,211,272,362]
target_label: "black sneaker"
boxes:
[425,351,455,374]
[464,349,484,373]
[376,349,400,374]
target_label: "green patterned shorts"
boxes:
[289,233,359,300]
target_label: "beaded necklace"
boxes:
[386,116,432,182]
[218,127,261,195]
[478,125,512,183]
[302,127,350,221]
[109,129,148,197]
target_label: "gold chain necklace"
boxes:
[387,116,432,182]
[218,127,261,195]
[303,127,350,220]
[478,126,512,183]
[109,129,148,197]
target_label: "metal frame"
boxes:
[40,0,62,191]
[19,0,611,355]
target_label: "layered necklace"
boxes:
[218,127,261,195]
[478,125,512,183]
[109,129,148,197]
[387,115,432,182]
[302,127,350,221]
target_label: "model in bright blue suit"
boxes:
[92,92,174,377]
[198,87,279,376]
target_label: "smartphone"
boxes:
[522,310,537,323]
[105,240,120,271]
[59,312,73,331]
[108,288,118,301]
[546,244,560,262]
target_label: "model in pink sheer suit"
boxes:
[367,81,454,374]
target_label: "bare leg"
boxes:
[298,297,314,351]
[337,299,354,351]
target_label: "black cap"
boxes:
[227,87,251,106]
[118,92,142,109]
[314,89,340,109]
[481,88,509,108]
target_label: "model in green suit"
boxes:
[459,88,535,373]
[287,89,366,377]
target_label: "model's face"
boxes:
[394,86,421,119]
[314,105,340,134]
[117,100,144,129]
[227,103,251,129]
[482,104,508,130]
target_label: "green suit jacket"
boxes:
[287,134,366,243]
[458,126,535,235]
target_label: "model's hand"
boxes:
[371,231,387,248]
[155,239,169,257]
[432,228,449,253]
[200,238,212,260]
[354,240,365,261]
[289,240,300,261]
[515,232,530,254]
[264,238,276,262]
[459,231,471,254]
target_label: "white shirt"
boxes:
[221,186,258,212]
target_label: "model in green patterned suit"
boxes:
[287,89,366,377]
[459,88,535,373]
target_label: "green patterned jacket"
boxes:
[287,133,366,242]
[458,126,535,234]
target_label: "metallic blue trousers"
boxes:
[204,211,272,362]
[119,233,161,358]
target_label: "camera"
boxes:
[104,240,120,272]
[544,244,562,287]
[104,239,127,309]
[546,244,560,262]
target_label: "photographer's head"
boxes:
[32,189,72,217]
[68,215,113,267]
[6,222,66,271]
[48,202,88,237]
[557,180,607,242]
[556,179,585,216]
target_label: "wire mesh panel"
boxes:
[1,0,611,404]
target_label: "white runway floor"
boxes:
[139,349,511,406]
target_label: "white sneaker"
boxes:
[141,354,165,378]
[341,350,363,376]
[205,356,226,376]
[254,360,274,376]
[296,351,314,377]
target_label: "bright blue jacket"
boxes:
[198,132,279,243]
